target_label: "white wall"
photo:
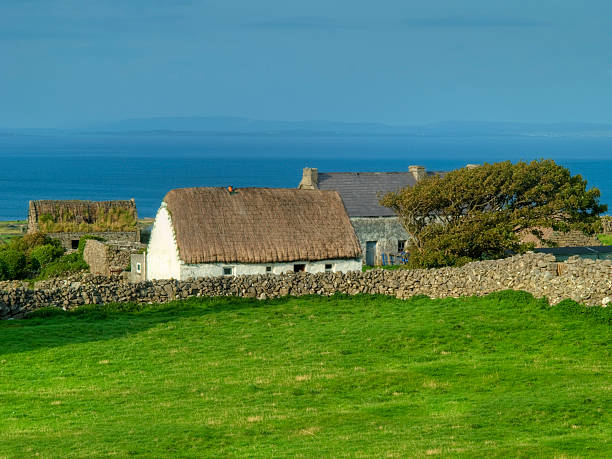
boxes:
[145,202,362,280]
[180,258,362,280]
[146,204,181,280]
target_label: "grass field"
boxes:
[0,292,610,457]
[598,234,612,246]
[0,220,26,243]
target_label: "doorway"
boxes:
[365,241,377,266]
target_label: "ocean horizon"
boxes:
[1,133,610,220]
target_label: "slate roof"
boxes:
[317,172,437,217]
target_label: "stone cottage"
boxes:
[27,199,140,250]
[298,166,442,265]
[141,187,362,281]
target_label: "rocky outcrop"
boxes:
[1,253,611,320]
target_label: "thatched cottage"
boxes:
[140,187,362,281]
[298,166,441,265]
[27,199,140,250]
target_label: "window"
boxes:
[266,266,272,273]
[293,264,306,272]
[325,263,332,272]
[223,267,233,276]
[71,239,79,250]
[136,263,142,274]
[398,240,406,252]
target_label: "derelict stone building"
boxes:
[142,187,362,280]
[27,199,140,250]
[299,166,441,265]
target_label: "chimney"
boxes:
[409,165,426,182]
[298,167,319,189]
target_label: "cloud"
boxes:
[0,13,191,41]
[402,16,550,28]
[243,16,355,30]
[242,14,549,32]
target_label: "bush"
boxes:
[0,249,27,280]
[382,160,606,268]
[9,231,61,254]
[406,248,472,269]
[0,257,7,280]
[30,244,65,268]
[37,252,89,280]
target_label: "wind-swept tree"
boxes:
[381,160,606,268]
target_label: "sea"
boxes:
[0,132,610,220]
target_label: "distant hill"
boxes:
[88,117,612,137]
[4,117,612,137]
[91,116,403,135]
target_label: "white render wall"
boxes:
[146,204,181,280]
[180,258,362,280]
[146,202,362,281]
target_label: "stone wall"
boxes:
[520,227,601,248]
[602,217,612,235]
[548,230,601,247]
[2,253,610,319]
[83,239,145,276]
[82,240,109,275]
[48,231,140,251]
[350,216,409,265]
[130,253,146,283]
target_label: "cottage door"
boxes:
[366,241,377,266]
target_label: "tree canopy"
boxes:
[381,160,607,268]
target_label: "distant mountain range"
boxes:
[4,117,612,137]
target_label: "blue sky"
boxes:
[2,0,612,128]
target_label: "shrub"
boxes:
[382,160,606,268]
[38,208,137,233]
[406,248,472,269]
[9,231,61,254]
[0,249,27,280]
[30,244,65,268]
[0,257,7,280]
[37,252,89,280]
[26,256,41,277]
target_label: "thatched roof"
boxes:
[28,199,137,232]
[163,187,361,264]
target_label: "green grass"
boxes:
[598,234,612,246]
[0,292,610,457]
[0,220,26,244]
[362,264,408,271]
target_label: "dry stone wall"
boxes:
[48,231,140,251]
[602,217,612,234]
[520,228,601,248]
[83,240,145,276]
[1,253,611,319]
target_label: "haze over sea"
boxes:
[1,132,610,220]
